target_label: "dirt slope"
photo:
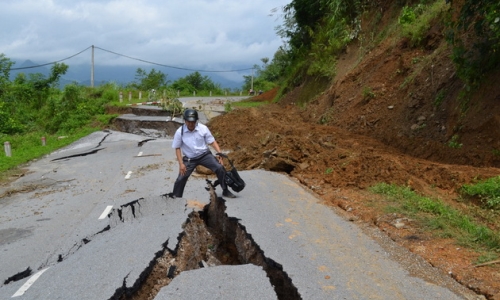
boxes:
[208,9,500,299]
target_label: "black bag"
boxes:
[215,153,246,192]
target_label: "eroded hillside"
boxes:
[209,2,500,299]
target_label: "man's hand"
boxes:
[216,155,224,164]
[179,162,187,176]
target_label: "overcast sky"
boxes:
[0,0,290,80]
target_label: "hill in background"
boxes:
[10,59,245,90]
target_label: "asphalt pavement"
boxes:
[0,122,481,299]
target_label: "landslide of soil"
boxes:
[209,5,500,300]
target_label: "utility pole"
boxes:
[91,45,94,88]
[251,67,254,91]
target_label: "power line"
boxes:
[10,45,254,73]
[10,46,92,70]
[94,46,253,73]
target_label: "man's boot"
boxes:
[223,189,236,198]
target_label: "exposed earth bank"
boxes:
[208,27,500,299]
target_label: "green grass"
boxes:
[232,101,268,108]
[222,99,268,113]
[362,87,375,99]
[461,176,500,209]
[0,127,102,173]
[370,183,500,252]
[95,114,119,125]
[107,100,131,107]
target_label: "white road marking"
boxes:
[125,171,132,179]
[98,205,113,220]
[12,268,49,297]
[137,151,143,157]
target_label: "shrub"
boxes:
[399,1,446,46]
[0,102,25,134]
[448,134,463,149]
[102,89,118,102]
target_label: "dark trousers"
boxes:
[172,152,227,197]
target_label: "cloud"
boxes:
[0,0,288,73]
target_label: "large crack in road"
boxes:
[3,181,297,299]
[2,112,301,298]
[112,182,301,300]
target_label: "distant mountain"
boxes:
[11,60,51,77]
[9,60,245,90]
[18,60,38,67]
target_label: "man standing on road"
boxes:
[170,109,236,198]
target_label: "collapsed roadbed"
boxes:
[116,182,299,300]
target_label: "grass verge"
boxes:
[232,101,269,108]
[370,183,500,262]
[224,100,269,112]
[461,176,500,209]
[0,126,103,175]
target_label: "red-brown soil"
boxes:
[209,15,500,299]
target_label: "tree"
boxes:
[171,72,222,94]
[185,71,204,90]
[281,0,324,50]
[133,68,168,91]
[170,77,194,93]
[47,63,68,87]
[261,47,290,82]
[0,54,13,97]
[29,63,68,110]
[241,48,289,92]
[446,0,500,87]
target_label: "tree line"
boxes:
[0,52,283,135]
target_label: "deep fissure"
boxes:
[3,186,301,298]
[117,184,301,300]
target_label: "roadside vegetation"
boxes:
[225,101,268,112]
[0,57,111,174]
[370,183,500,263]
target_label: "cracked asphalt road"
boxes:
[0,129,480,299]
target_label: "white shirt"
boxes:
[172,123,215,158]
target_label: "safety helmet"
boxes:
[183,109,198,122]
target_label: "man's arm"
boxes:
[175,148,187,175]
[209,140,224,164]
